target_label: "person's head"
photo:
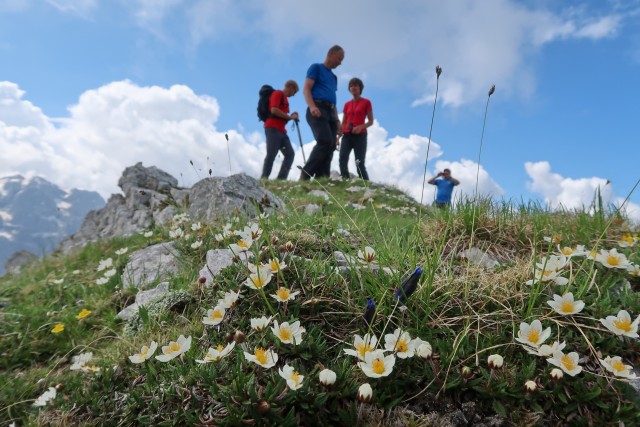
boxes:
[442,168,451,178]
[324,45,344,69]
[283,80,299,97]
[348,77,364,97]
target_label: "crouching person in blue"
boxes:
[428,168,460,208]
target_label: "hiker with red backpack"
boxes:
[259,80,299,180]
[299,45,345,180]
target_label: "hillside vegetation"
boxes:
[1,178,639,426]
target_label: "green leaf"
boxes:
[492,399,507,417]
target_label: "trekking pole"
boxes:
[293,119,307,164]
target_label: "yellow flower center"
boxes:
[606,255,621,266]
[138,346,149,357]
[613,318,632,332]
[277,287,290,300]
[542,269,554,277]
[254,348,268,365]
[560,301,575,313]
[356,343,373,359]
[251,276,266,288]
[372,358,386,374]
[396,339,408,353]
[561,354,576,371]
[621,234,634,245]
[612,359,626,372]
[217,344,224,352]
[278,326,292,342]
[167,342,181,355]
[560,247,573,255]
[238,240,249,249]
[210,310,223,320]
[270,260,280,271]
[291,371,301,385]
[527,329,540,344]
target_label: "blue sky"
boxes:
[1,0,639,220]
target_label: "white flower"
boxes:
[357,246,376,264]
[536,255,568,272]
[103,268,117,278]
[279,364,304,390]
[599,310,640,337]
[415,340,433,360]
[525,341,566,357]
[595,248,631,269]
[191,222,202,231]
[557,244,586,258]
[236,223,262,241]
[319,368,337,386]
[515,320,551,348]
[97,257,113,272]
[95,277,109,285]
[155,335,191,362]
[270,287,300,303]
[218,290,243,309]
[243,347,278,369]
[72,270,81,275]
[599,355,637,379]
[250,316,273,331]
[627,264,640,277]
[128,341,158,364]
[244,266,273,290]
[546,292,585,315]
[524,380,537,392]
[344,334,378,361]
[617,233,636,248]
[214,223,233,241]
[357,383,373,402]
[143,231,153,238]
[169,227,184,239]
[271,320,305,345]
[33,387,56,407]
[358,349,396,378]
[384,328,416,359]
[202,306,226,326]
[525,268,569,286]
[190,240,203,249]
[51,278,64,285]
[547,350,582,376]
[70,352,94,371]
[268,257,286,273]
[115,247,128,256]
[196,342,235,364]
[487,354,504,369]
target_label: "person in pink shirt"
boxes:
[339,77,373,180]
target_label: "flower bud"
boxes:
[233,330,246,344]
[225,332,234,343]
[282,241,295,253]
[198,276,207,284]
[270,236,279,246]
[257,400,270,415]
[524,380,537,393]
[487,354,504,369]
[416,342,433,360]
[319,369,337,386]
[436,65,442,78]
[488,84,496,96]
[550,368,564,381]
[461,366,474,379]
[357,383,373,403]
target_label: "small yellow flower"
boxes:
[51,323,65,334]
[76,309,92,320]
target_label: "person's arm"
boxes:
[303,77,320,117]
[428,175,438,185]
[269,92,297,121]
[451,177,460,185]
[353,101,373,134]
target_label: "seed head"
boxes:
[436,65,442,78]
[488,84,496,97]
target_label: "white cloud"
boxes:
[45,0,97,16]
[524,161,640,222]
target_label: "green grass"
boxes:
[1,177,639,426]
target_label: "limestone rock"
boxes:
[4,250,38,276]
[116,282,170,320]
[121,242,181,290]
[198,249,235,286]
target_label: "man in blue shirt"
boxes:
[299,45,345,180]
[428,168,460,207]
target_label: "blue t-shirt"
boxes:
[435,178,456,203]
[306,63,337,105]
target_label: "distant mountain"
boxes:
[0,175,105,275]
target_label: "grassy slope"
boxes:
[1,178,639,426]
